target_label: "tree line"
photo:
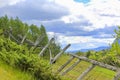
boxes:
[0,15,61,59]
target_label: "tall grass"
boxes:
[0,61,35,80]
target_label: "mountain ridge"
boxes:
[68,46,110,53]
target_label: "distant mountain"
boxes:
[68,38,120,53]
[81,38,120,52]
[68,46,110,53]
[80,46,110,52]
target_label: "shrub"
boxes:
[0,37,61,80]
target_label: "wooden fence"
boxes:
[56,54,120,80]
[6,29,71,64]
[4,29,120,80]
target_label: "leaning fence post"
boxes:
[49,48,55,64]
[33,35,45,48]
[17,34,34,45]
[77,64,96,80]
[8,26,12,40]
[7,31,19,43]
[114,68,120,80]
[20,33,28,45]
[56,56,75,73]
[69,54,117,71]
[38,38,54,56]
[51,44,71,64]
[61,59,81,76]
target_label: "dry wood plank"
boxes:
[61,59,81,76]
[20,33,27,44]
[51,44,71,64]
[49,48,53,64]
[8,27,12,40]
[17,34,34,45]
[77,64,96,80]
[56,56,75,73]
[33,35,45,48]
[114,68,120,80]
[17,34,44,47]
[38,38,54,56]
[7,31,19,43]
[70,54,117,71]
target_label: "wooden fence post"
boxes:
[51,44,71,64]
[114,68,120,80]
[49,48,53,64]
[77,64,96,80]
[17,35,34,45]
[33,35,45,48]
[8,27,12,40]
[7,31,19,43]
[20,33,27,45]
[38,38,54,56]
[61,59,81,76]
[69,54,117,71]
[56,56,75,73]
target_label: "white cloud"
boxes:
[47,31,115,50]
[0,0,25,8]
[0,0,118,50]
[25,0,120,50]
[98,32,113,38]
[55,0,120,31]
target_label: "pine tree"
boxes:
[114,26,120,39]
[0,15,9,29]
[39,25,48,46]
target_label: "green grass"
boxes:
[52,54,117,80]
[0,54,117,80]
[0,53,118,80]
[0,61,35,80]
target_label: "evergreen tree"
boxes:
[0,15,9,31]
[0,15,61,60]
[114,26,120,39]
[29,24,40,41]
[49,35,61,57]
[39,25,48,46]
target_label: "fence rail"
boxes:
[3,29,120,80]
[56,54,120,80]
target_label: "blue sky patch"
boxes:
[74,0,90,4]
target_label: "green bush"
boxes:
[0,15,62,80]
[0,37,61,80]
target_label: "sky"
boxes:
[0,0,120,51]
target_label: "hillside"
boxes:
[0,61,34,80]
[52,54,116,80]
[0,16,62,80]
[0,16,120,80]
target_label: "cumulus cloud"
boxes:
[25,18,116,42]
[24,0,120,50]
[47,31,115,50]
[0,0,119,50]
[0,0,69,20]
[0,0,25,8]
[55,0,120,31]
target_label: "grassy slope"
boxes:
[52,54,116,80]
[0,61,35,80]
[0,53,116,80]
[0,51,117,80]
